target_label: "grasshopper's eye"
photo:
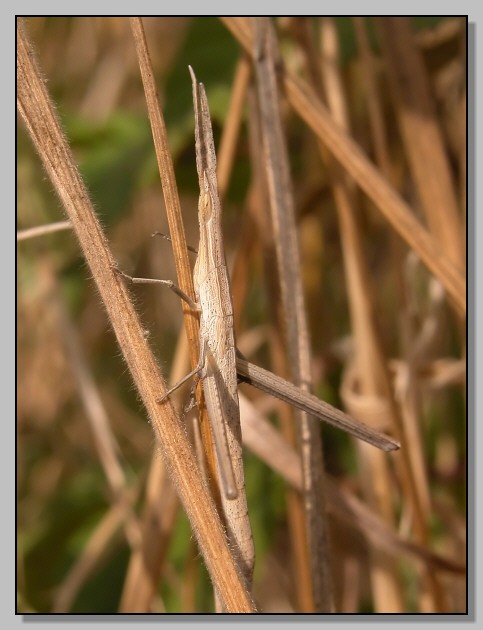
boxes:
[200,191,213,222]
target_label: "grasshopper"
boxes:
[116,66,400,591]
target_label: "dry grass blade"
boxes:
[17,220,72,241]
[17,19,255,613]
[129,17,223,518]
[128,18,198,347]
[253,18,333,612]
[220,17,466,316]
[375,17,464,271]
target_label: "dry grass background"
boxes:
[17,17,466,613]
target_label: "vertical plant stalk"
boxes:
[245,84,315,612]
[252,18,334,612]
[17,19,255,613]
[128,17,225,610]
[128,19,222,508]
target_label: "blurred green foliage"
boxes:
[66,112,153,225]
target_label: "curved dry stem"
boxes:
[17,19,255,613]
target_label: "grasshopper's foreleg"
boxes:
[112,266,200,312]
